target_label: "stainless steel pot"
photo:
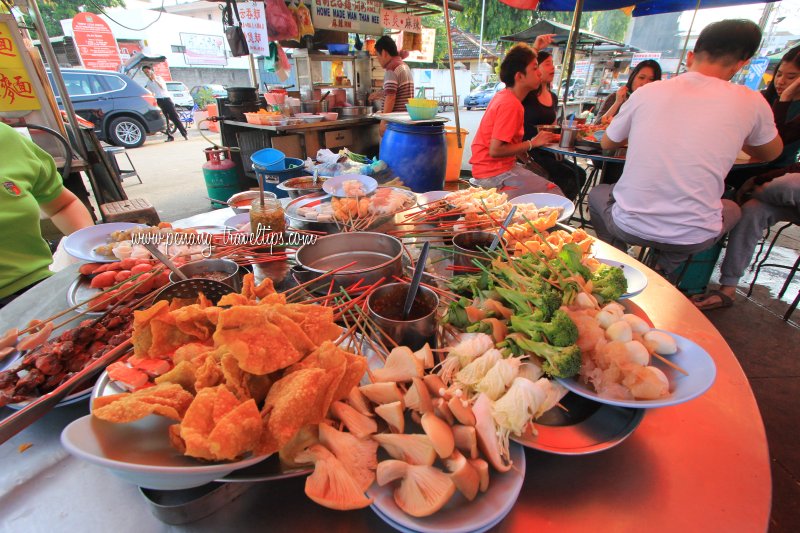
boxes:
[169,258,242,292]
[367,282,438,350]
[452,231,502,270]
[301,101,328,114]
[294,232,403,293]
[335,106,371,117]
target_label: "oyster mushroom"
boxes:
[376,460,456,518]
[444,450,480,501]
[318,423,377,491]
[420,412,455,459]
[359,382,404,405]
[372,433,436,466]
[330,401,378,438]
[297,444,373,511]
[371,346,423,383]
[375,401,405,434]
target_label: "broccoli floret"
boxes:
[496,283,562,321]
[511,336,582,378]
[509,310,578,347]
[552,243,592,281]
[448,271,490,298]
[592,265,628,303]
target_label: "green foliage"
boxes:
[26,2,125,39]
[193,88,216,110]
[587,10,631,43]
[421,15,450,66]
[455,0,535,42]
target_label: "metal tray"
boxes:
[511,392,645,455]
[140,482,255,525]
[67,276,104,317]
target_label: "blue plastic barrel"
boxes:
[252,157,309,198]
[380,123,446,192]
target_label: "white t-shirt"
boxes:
[145,76,170,99]
[606,71,777,245]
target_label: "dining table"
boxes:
[0,208,771,532]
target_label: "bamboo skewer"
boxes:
[651,352,690,376]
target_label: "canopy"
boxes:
[501,19,625,47]
[537,0,781,17]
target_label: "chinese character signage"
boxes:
[312,0,383,35]
[405,28,435,63]
[630,52,661,68]
[0,21,41,112]
[71,12,122,71]
[380,9,421,34]
[239,1,269,56]
[180,33,228,66]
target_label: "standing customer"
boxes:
[588,19,783,276]
[469,37,562,199]
[369,36,414,134]
[0,122,93,308]
[521,50,586,200]
[142,65,187,142]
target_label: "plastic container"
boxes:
[380,122,446,193]
[250,195,286,234]
[206,103,220,133]
[406,104,438,121]
[252,157,309,198]
[250,148,285,171]
[677,241,724,295]
[444,126,468,182]
[328,44,349,55]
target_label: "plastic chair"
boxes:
[746,222,799,321]
[103,146,142,184]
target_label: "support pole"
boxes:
[676,0,702,76]
[561,0,584,118]
[441,0,461,148]
[477,0,486,79]
[248,53,259,88]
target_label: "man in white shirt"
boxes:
[588,19,783,276]
[142,65,187,142]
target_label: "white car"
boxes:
[166,81,194,108]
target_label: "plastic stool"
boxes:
[104,146,142,184]
[100,198,160,225]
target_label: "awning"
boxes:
[537,0,781,17]
[500,19,626,47]
[120,52,167,75]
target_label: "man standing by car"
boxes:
[142,65,187,142]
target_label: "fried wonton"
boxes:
[217,293,253,307]
[288,341,366,403]
[194,351,225,390]
[155,360,197,394]
[172,342,215,364]
[170,304,216,341]
[283,304,342,345]
[92,383,194,423]
[149,317,196,358]
[175,386,262,461]
[131,301,170,357]
[241,273,276,301]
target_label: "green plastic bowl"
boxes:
[406,104,438,121]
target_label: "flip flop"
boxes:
[691,289,734,311]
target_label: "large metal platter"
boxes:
[67,276,104,317]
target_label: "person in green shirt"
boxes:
[0,122,93,307]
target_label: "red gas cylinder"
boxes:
[202,148,239,208]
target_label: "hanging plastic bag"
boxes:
[266,0,299,42]
[295,2,315,38]
[286,1,301,41]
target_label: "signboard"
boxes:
[312,0,382,35]
[239,1,269,56]
[630,52,662,68]
[72,12,122,71]
[0,21,41,112]
[381,9,421,33]
[117,40,142,63]
[392,28,435,63]
[154,61,172,82]
[573,60,591,77]
[744,57,770,91]
[180,33,227,66]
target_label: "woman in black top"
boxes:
[521,51,586,200]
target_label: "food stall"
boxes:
[0,182,770,531]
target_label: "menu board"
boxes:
[239,1,269,56]
[0,21,41,112]
[312,0,383,35]
[380,9,421,33]
[630,52,662,68]
[405,28,436,63]
[71,12,122,71]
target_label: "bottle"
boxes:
[249,193,285,236]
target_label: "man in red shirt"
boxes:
[469,37,562,198]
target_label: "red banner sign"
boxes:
[154,61,172,82]
[72,12,122,71]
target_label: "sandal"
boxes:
[691,289,734,311]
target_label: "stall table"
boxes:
[0,209,770,532]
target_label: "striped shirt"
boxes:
[383,61,414,112]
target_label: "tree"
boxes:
[588,10,630,43]
[455,0,535,42]
[421,15,450,66]
[27,1,125,39]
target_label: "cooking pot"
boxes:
[224,102,259,121]
[335,106,371,118]
[227,86,259,105]
[301,101,328,114]
[294,232,403,293]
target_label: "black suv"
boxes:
[47,68,166,148]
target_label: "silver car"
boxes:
[166,81,194,108]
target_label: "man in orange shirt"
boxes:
[469,38,562,198]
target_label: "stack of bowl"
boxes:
[405,98,438,121]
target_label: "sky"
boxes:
[678,1,800,34]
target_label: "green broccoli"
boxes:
[552,243,592,281]
[443,298,471,328]
[509,310,578,347]
[496,282,562,321]
[447,271,490,298]
[592,265,628,303]
[509,336,582,379]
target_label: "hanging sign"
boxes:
[239,1,269,56]
[72,12,122,71]
[312,0,383,35]
[406,28,435,62]
[117,40,143,63]
[154,61,172,82]
[630,52,662,68]
[380,9,421,34]
[0,21,41,112]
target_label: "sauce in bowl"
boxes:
[370,284,436,321]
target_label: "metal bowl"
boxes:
[334,106,371,118]
[452,231,503,269]
[277,176,327,199]
[367,282,438,350]
[169,258,242,292]
[294,232,403,293]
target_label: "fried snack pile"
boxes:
[92,273,367,463]
[512,228,595,261]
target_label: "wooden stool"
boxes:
[100,198,160,225]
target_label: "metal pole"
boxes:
[561,0,584,117]
[442,0,462,149]
[675,0,702,76]
[248,53,259,88]
[477,0,486,79]
[26,0,89,161]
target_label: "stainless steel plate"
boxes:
[67,276,104,317]
[511,392,645,455]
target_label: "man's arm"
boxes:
[383,93,396,114]
[742,135,783,162]
[40,189,93,235]
[601,133,626,150]
[489,130,558,158]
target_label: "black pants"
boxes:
[156,98,187,138]
[531,151,586,201]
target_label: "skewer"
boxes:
[283,260,358,300]
[651,352,690,376]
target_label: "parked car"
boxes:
[47,68,165,148]
[190,84,228,104]
[559,78,586,99]
[165,81,194,108]
[463,82,505,110]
